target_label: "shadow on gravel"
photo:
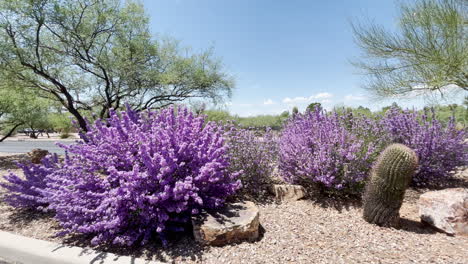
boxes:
[60,230,206,263]
[422,177,468,190]
[411,167,468,192]
[7,208,55,226]
[308,194,362,213]
[0,155,29,170]
[398,218,438,235]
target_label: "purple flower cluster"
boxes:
[279,109,376,192]
[0,155,58,209]
[1,106,241,246]
[225,124,278,192]
[381,108,467,186]
[279,106,467,190]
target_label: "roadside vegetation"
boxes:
[0,0,467,262]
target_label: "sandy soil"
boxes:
[0,154,467,264]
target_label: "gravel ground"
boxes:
[0,154,467,264]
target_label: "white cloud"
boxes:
[320,99,332,104]
[282,92,334,104]
[282,96,309,104]
[344,94,366,101]
[263,99,275,105]
[314,92,333,99]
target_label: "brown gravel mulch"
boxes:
[0,155,467,264]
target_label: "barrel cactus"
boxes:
[363,143,418,227]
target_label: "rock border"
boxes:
[0,231,163,264]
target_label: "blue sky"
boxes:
[143,0,464,116]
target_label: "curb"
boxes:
[0,231,164,264]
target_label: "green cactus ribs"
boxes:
[363,143,418,227]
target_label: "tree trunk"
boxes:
[66,104,88,132]
[30,129,37,139]
[0,123,22,142]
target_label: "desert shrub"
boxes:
[59,132,70,139]
[40,107,241,246]
[225,124,278,194]
[337,110,389,152]
[204,109,236,123]
[0,155,58,209]
[278,108,377,193]
[238,115,286,130]
[381,107,468,186]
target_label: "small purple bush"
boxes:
[42,106,241,246]
[279,109,376,192]
[0,155,58,209]
[225,124,278,192]
[381,108,468,186]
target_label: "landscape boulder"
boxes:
[418,188,468,236]
[28,149,49,164]
[270,184,306,202]
[192,201,260,246]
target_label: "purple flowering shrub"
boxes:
[381,108,467,186]
[42,107,241,246]
[0,155,58,209]
[225,124,278,194]
[279,109,376,192]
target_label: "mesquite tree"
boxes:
[0,0,233,131]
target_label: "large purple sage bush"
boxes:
[0,106,242,246]
[45,107,241,245]
[381,107,467,186]
[278,108,377,193]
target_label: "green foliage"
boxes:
[59,131,71,139]
[377,103,468,127]
[203,110,235,123]
[203,109,289,130]
[432,104,468,127]
[335,103,467,128]
[280,110,290,118]
[0,85,53,140]
[363,144,418,227]
[306,102,322,112]
[0,0,233,131]
[238,115,286,130]
[352,0,467,98]
[49,113,74,133]
[292,106,299,116]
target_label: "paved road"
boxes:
[0,140,75,154]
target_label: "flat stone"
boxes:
[271,184,306,202]
[192,201,260,246]
[28,149,49,164]
[418,188,468,236]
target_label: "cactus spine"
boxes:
[363,143,418,227]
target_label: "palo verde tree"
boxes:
[0,0,233,131]
[352,0,467,98]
